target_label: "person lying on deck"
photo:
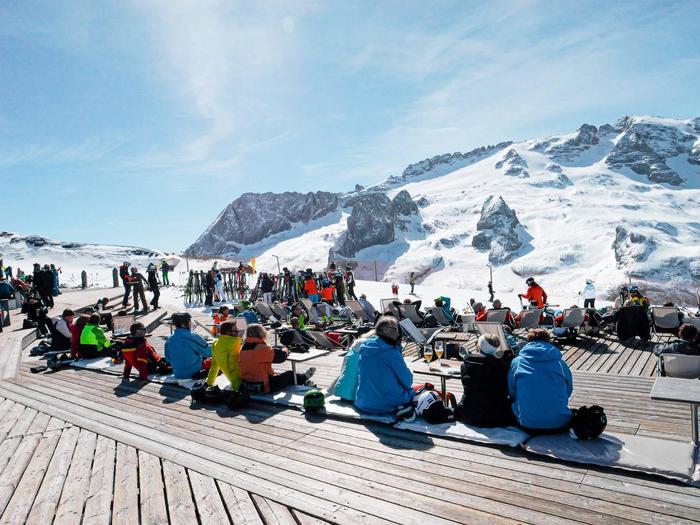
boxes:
[508,329,573,435]
[290,304,307,328]
[355,316,414,414]
[239,324,315,393]
[164,312,212,380]
[207,320,242,389]
[122,322,165,381]
[654,324,700,356]
[79,314,112,359]
[455,334,515,428]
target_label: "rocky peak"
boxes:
[612,225,656,268]
[392,190,419,216]
[185,191,339,257]
[331,193,396,259]
[471,195,527,265]
[546,123,600,162]
[495,149,528,177]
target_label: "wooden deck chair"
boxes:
[270,303,287,320]
[306,330,343,350]
[346,300,369,322]
[651,306,682,336]
[517,308,542,330]
[398,319,443,350]
[485,309,508,324]
[475,322,511,354]
[657,353,700,379]
[396,303,424,325]
[380,298,400,317]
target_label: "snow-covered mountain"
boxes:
[188,115,700,304]
[0,232,170,288]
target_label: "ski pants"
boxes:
[150,287,160,309]
[133,285,148,312]
[122,283,132,307]
[269,371,308,392]
[584,298,595,308]
[162,271,169,286]
[347,284,358,301]
[263,292,273,304]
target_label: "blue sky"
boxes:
[1,0,699,251]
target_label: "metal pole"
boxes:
[272,255,281,275]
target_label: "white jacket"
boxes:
[582,283,596,300]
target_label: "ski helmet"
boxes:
[525,277,535,286]
[585,278,593,284]
[571,405,607,440]
[303,389,325,412]
[629,285,640,294]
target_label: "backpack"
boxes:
[190,383,208,403]
[571,405,607,440]
[413,383,455,424]
[226,390,250,409]
[422,314,439,328]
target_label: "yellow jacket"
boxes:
[206,335,242,390]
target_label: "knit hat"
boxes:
[478,334,504,358]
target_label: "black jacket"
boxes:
[456,353,515,427]
[654,339,700,356]
[147,270,159,290]
[261,276,274,293]
[613,306,650,341]
[36,269,54,293]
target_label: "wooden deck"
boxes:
[0,290,698,524]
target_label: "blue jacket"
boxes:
[508,341,573,430]
[355,336,414,414]
[0,281,14,300]
[334,343,361,401]
[165,328,212,379]
[436,296,454,321]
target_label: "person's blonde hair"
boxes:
[246,323,267,340]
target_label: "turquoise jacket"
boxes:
[165,328,212,379]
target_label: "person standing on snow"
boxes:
[130,266,149,314]
[518,277,548,308]
[119,262,132,308]
[409,272,416,295]
[345,265,358,301]
[580,279,596,308]
[160,260,170,286]
[261,273,274,304]
[214,270,226,302]
[147,263,160,310]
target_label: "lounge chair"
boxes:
[485,309,508,324]
[255,301,278,322]
[306,330,343,350]
[560,308,586,329]
[346,300,369,322]
[380,298,400,317]
[651,306,682,337]
[475,322,513,354]
[112,314,135,336]
[395,302,425,326]
[517,308,542,330]
[398,318,443,352]
[269,303,288,320]
[426,306,453,326]
[657,353,700,379]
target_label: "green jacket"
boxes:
[80,323,112,351]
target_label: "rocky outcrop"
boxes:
[332,193,396,258]
[612,226,656,268]
[547,124,600,162]
[495,149,528,177]
[689,142,700,165]
[606,118,697,185]
[471,196,526,265]
[185,191,339,256]
[331,191,423,259]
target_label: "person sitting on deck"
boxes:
[472,301,487,321]
[628,286,650,315]
[476,299,515,328]
[434,296,455,322]
[654,324,700,357]
[355,316,414,414]
[79,314,112,359]
[121,322,164,381]
[455,334,515,427]
[358,294,378,322]
[508,329,573,435]
[206,320,243,389]
[518,277,548,308]
[239,324,315,393]
[290,304,307,328]
[164,312,212,379]
[212,305,230,335]
[606,300,650,341]
[70,314,90,359]
[49,309,75,351]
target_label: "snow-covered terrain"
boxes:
[187,116,700,307]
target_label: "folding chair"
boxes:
[255,301,278,322]
[517,308,542,330]
[306,330,343,350]
[475,322,512,354]
[426,306,453,326]
[657,353,700,379]
[651,306,682,337]
[270,303,288,320]
[300,298,314,315]
[346,300,369,322]
[396,303,424,325]
[560,308,586,329]
[462,313,476,332]
[485,309,508,324]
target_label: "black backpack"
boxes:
[226,390,250,409]
[571,405,607,440]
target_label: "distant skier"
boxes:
[147,263,160,310]
[119,262,132,308]
[518,277,548,308]
[261,273,274,304]
[334,271,346,306]
[345,265,358,301]
[50,264,61,296]
[391,282,399,299]
[160,260,170,286]
[580,279,596,308]
[130,266,149,314]
[409,272,416,295]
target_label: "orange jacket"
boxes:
[304,278,318,295]
[239,337,288,393]
[321,286,335,301]
[521,284,548,308]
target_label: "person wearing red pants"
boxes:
[122,322,164,381]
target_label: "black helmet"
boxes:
[571,405,607,440]
[629,285,640,294]
[525,277,535,286]
[172,312,192,328]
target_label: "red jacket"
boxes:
[122,336,161,379]
[521,285,548,308]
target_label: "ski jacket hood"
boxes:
[355,336,413,414]
[508,341,573,430]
